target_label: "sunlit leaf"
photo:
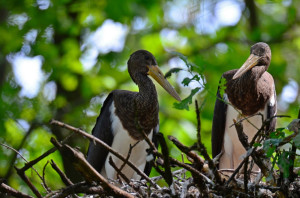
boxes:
[173,87,200,110]
[164,68,182,79]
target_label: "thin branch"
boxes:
[0,182,33,198]
[118,141,140,179]
[108,156,131,184]
[50,160,73,186]
[168,135,204,169]
[4,122,37,180]
[50,137,134,198]
[19,132,74,173]
[50,119,156,187]
[15,167,43,198]
[44,182,104,198]
[0,143,43,181]
[42,161,51,193]
[195,100,222,184]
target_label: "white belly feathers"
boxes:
[220,93,270,169]
[100,102,154,180]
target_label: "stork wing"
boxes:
[87,93,114,173]
[211,85,228,158]
[143,124,159,176]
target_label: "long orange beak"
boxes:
[147,65,181,101]
[232,54,260,80]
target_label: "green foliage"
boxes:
[164,68,182,79]
[174,87,201,110]
[263,127,300,178]
[0,0,299,194]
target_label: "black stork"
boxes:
[212,42,277,170]
[87,50,181,180]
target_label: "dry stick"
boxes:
[140,127,209,187]
[227,120,275,186]
[168,135,205,169]
[249,115,290,147]
[117,141,140,179]
[15,167,43,198]
[0,182,34,198]
[50,119,156,188]
[50,137,134,198]
[0,143,43,181]
[50,160,73,186]
[45,182,104,198]
[20,132,74,173]
[4,123,37,180]
[108,157,144,197]
[195,100,222,184]
[42,161,51,193]
[108,156,131,184]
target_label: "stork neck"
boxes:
[135,74,158,105]
[243,66,267,82]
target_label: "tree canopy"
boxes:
[0,0,299,196]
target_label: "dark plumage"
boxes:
[212,42,277,170]
[87,50,181,180]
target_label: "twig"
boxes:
[50,119,156,187]
[50,137,134,198]
[118,141,140,179]
[108,156,131,184]
[0,182,33,198]
[15,167,43,198]
[4,122,37,180]
[19,132,74,173]
[44,182,104,198]
[195,100,222,184]
[42,161,51,193]
[0,143,43,181]
[50,160,73,186]
[230,119,275,184]
[168,135,205,169]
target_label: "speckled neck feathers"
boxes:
[112,75,159,140]
[223,67,273,116]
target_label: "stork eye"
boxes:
[145,55,150,60]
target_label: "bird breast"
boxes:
[113,91,159,140]
[225,71,274,116]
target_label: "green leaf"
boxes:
[173,87,200,110]
[253,142,262,147]
[270,128,286,139]
[164,68,183,79]
[181,75,200,87]
[218,77,227,98]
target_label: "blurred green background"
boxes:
[0,0,299,195]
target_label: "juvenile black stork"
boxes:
[87,50,181,180]
[212,42,277,170]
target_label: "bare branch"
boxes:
[50,137,134,198]
[50,119,156,187]
[15,167,43,198]
[0,182,34,198]
[50,160,73,186]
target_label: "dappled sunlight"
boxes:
[1,0,300,196]
[8,53,45,98]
